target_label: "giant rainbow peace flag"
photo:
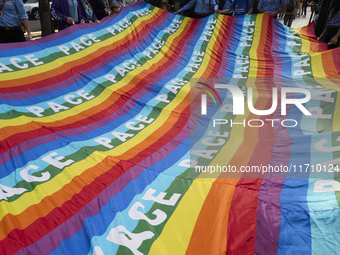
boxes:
[1,1,340,254]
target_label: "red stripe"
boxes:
[0,103,191,255]
[226,80,279,254]
[0,19,199,156]
[0,17,199,253]
[0,11,165,94]
[226,14,274,255]
[329,50,340,77]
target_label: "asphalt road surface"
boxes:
[29,19,41,33]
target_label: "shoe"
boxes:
[302,15,306,18]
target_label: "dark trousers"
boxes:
[192,12,210,19]
[284,14,294,27]
[323,27,340,49]
[0,28,26,43]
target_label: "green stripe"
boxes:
[197,87,217,106]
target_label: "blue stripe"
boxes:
[49,136,191,255]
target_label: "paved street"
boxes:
[29,19,41,33]
[278,5,315,28]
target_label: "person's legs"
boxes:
[11,29,26,43]
[288,16,293,27]
[0,29,25,43]
[0,30,6,43]
[278,11,284,20]
[284,14,289,25]
[302,5,307,17]
[297,2,303,16]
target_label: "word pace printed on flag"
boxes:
[201,84,312,128]
[92,188,181,255]
[190,78,340,179]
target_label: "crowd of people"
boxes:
[0,0,339,49]
[50,0,128,31]
[175,0,304,25]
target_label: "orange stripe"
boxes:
[0,18,196,143]
[187,15,272,254]
[184,15,238,255]
[322,50,340,78]
[186,82,271,254]
[1,9,163,88]
[0,91,190,242]
[0,17,198,240]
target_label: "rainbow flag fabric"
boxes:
[1,2,340,254]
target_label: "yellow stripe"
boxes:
[148,179,213,255]
[149,16,253,253]
[0,150,109,220]
[299,34,311,54]
[0,18,195,218]
[0,82,190,219]
[294,27,302,34]
[0,8,161,81]
[0,16,190,129]
[310,51,326,78]
[149,106,250,254]
[248,14,262,78]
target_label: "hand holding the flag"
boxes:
[330,36,339,45]
[105,8,112,15]
[26,33,33,41]
[67,17,74,24]
[270,11,278,17]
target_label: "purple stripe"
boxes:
[16,118,190,255]
[1,15,197,166]
[0,8,169,100]
[217,16,237,78]
[254,110,292,254]
[271,19,284,78]
[255,19,290,255]
[0,1,144,51]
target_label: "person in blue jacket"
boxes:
[78,0,101,23]
[51,0,82,31]
[257,0,286,18]
[0,0,32,42]
[217,0,253,15]
[175,0,218,18]
[217,0,233,15]
[112,0,126,7]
